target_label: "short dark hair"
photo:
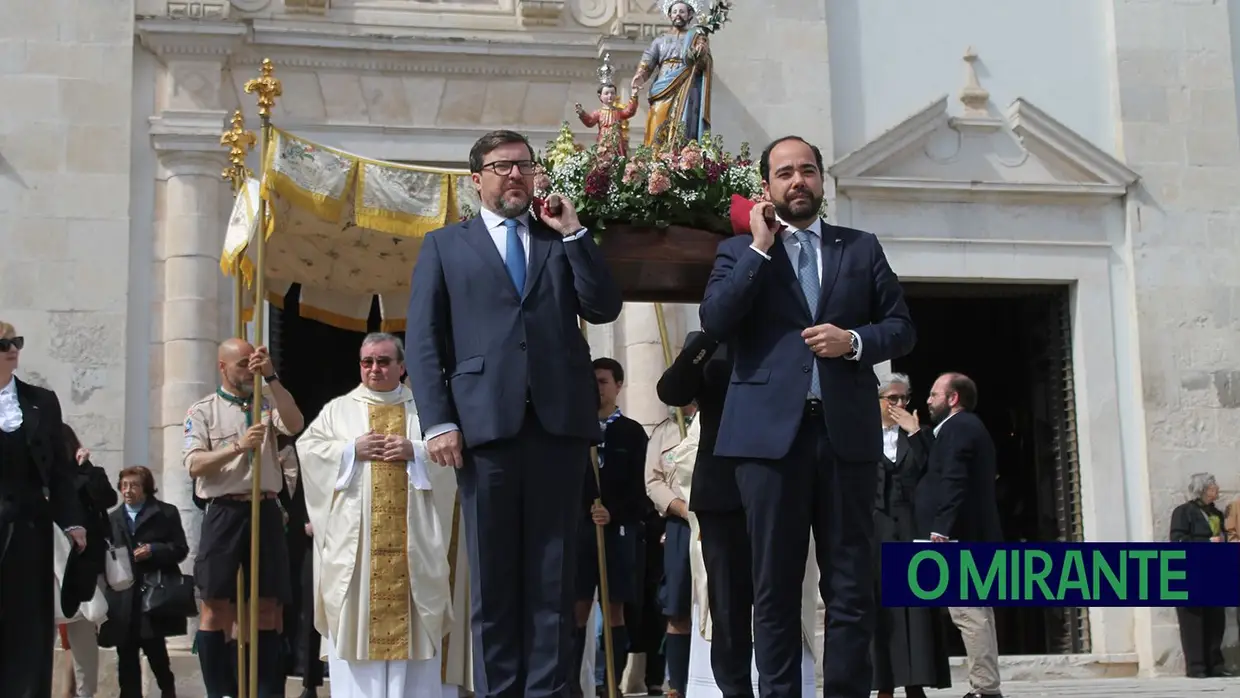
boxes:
[941,372,978,412]
[469,130,535,173]
[759,135,824,182]
[593,357,625,384]
[597,83,615,96]
[61,423,83,463]
[118,465,158,496]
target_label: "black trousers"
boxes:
[299,545,324,687]
[1177,606,1226,675]
[0,516,55,698]
[697,510,753,698]
[117,616,175,698]
[735,404,877,698]
[457,405,589,698]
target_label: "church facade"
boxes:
[3,0,1238,680]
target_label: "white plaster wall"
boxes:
[0,0,135,477]
[827,0,1115,157]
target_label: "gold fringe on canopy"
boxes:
[226,128,481,332]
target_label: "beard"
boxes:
[774,188,822,222]
[671,15,688,28]
[491,188,531,218]
[928,402,949,425]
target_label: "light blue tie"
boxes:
[794,230,822,400]
[503,219,526,293]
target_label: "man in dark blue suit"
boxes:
[405,130,623,698]
[699,136,916,698]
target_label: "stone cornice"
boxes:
[136,19,248,57]
[150,109,231,154]
[155,150,229,180]
[135,16,647,77]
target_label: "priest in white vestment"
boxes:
[298,332,468,698]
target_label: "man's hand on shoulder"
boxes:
[536,193,584,237]
[427,431,463,468]
[749,201,778,255]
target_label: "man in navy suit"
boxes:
[699,136,916,698]
[406,130,623,698]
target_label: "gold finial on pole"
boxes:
[240,58,281,698]
[243,58,283,119]
[220,110,257,187]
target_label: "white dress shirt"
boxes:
[748,215,862,361]
[423,206,588,441]
[882,424,899,462]
[0,376,21,433]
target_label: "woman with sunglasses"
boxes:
[0,321,89,698]
[869,372,952,698]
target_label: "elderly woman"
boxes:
[97,466,188,698]
[1169,472,1230,679]
[0,320,88,698]
[869,373,951,698]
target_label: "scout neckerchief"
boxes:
[216,387,253,427]
[597,406,622,469]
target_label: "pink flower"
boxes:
[533,173,552,194]
[678,148,702,170]
[647,170,671,195]
[623,162,643,184]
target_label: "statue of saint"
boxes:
[631,0,712,152]
[575,53,640,157]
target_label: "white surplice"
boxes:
[297,383,464,698]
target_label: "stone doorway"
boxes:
[268,284,377,428]
[891,281,1090,656]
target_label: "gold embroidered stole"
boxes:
[367,403,411,660]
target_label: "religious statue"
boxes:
[631,0,714,152]
[575,53,640,157]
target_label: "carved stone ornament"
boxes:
[519,0,566,27]
[165,1,230,18]
[959,47,990,117]
[571,0,617,28]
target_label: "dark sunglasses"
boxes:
[0,337,23,352]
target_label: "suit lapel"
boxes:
[895,430,909,467]
[461,216,520,300]
[14,380,47,480]
[523,221,554,301]
[133,501,158,534]
[817,221,844,319]
[770,240,812,320]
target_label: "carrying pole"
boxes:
[652,303,687,439]
[579,318,618,698]
[219,108,258,697]
[241,59,282,698]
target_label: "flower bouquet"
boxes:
[534,122,764,235]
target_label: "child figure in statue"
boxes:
[575,82,639,157]
[575,53,640,157]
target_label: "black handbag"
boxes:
[140,569,198,618]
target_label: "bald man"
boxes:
[182,339,305,698]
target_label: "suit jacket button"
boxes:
[747,271,755,279]
[519,341,527,350]
[802,365,810,373]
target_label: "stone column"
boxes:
[1106,0,1240,675]
[154,149,229,565]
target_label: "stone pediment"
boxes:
[829,95,1140,204]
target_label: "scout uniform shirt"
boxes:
[182,389,293,499]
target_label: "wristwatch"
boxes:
[266,372,280,384]
[847,332,860,359]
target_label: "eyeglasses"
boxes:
[481,160,537,176]
[882,394,910,404]
[360,357,395,368]
[0,336,23,352]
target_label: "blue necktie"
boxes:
[794,230,822,400]
[504,219,526,293]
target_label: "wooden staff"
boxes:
[219,107,258,691]
[239,58,282,698]
[580,318,618,698]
